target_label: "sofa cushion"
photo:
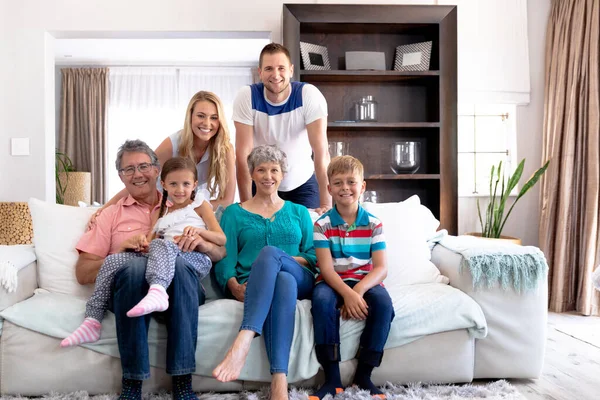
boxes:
[28,198,97,299]
[362,195,449,286]
[0,283,486,383]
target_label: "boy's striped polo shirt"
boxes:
[313,205,386,283]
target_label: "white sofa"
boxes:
[0,197,548,395]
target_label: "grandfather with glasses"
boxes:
[74,139,225,400]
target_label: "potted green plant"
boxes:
[475,158,550,242]
[55,149,74,204]
[56,150,92,206]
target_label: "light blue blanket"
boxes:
[0,283,486,383]
[433,233,548,293]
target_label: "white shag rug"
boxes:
[0,380,525,400]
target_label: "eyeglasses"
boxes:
[118,163,156,176]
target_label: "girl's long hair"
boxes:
[179,91,232,200]
[158,157,197,219]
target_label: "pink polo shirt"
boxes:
[76,193,163,257]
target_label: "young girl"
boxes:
[62,157,226,347]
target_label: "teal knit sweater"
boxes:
[214,201,317,292]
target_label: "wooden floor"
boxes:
[507,312,600,400]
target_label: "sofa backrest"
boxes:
[28,198,97,299]
[362,195,449,287]
[27,195,448,300]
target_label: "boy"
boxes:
[311,155,394,400]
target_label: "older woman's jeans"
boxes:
[241,246,315,374]
[108,255,204,380]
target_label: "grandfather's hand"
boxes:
[119,234,149,253]
[174,232,210,253]
[227,278,247,302]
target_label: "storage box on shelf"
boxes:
[283,3,457,233]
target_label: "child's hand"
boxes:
[341,290,368,320]
[182,226,204,237]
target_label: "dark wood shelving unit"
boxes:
[328,122,441,130]
[366,174,441,180]
[300,70,440,82]
[284,3,457,233]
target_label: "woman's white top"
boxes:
[153,194,207,242]
[156,130,211,195]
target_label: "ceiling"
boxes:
[54,37,271,66]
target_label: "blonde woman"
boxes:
[91,91,236,223]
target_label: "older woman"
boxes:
[212,145,317,400]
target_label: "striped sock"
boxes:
[126,284,169,318]
[60,317,102,347]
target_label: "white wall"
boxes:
[0,0,308,203]
[458,0,551,246]
[1,0,549,246]
[0,1,8,191]
[0,0,435,203]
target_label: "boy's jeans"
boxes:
[241,246,315,374]
[109,255,205,380]
[311,281,395,366]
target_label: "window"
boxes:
[457,104,517,196]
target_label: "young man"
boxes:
[234,42,331,213]
[311,155,395,400]
[75,139,225,400]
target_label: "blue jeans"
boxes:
[252,173,320,209]
[240,246,315,374]
[311,281,394,366]
[108,255,205,380]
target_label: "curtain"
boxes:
[107,68,180,199]
[539,0,600,316]
[59,68,108,203]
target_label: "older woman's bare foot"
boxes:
[270,373,289,400]
[212,330,255,382]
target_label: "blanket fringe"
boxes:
[461,251,548,293]
[0,260,18,293]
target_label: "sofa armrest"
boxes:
[0,261,38,312]
[431,244,548,379]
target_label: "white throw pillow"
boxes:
[28,198,96,299]
[362,196,449,286]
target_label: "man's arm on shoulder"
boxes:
[235,121,254,202]
[75,252,105,285]
[307,117,332,212]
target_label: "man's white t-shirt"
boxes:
[232,81,328,192]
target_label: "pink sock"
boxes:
[126,285,169,318]
[61,317,102,347]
